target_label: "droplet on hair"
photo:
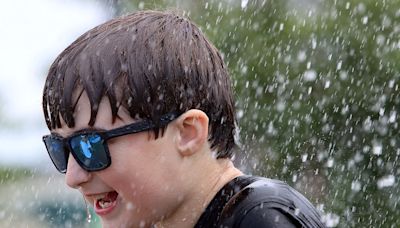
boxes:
[121,63,128,71]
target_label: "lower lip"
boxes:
[94,197,119,216]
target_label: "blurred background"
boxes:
[0,0,399,227]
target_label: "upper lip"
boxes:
[83,191,113,202]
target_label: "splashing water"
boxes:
[83,198,92,223]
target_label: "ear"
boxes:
[175,109,209,157]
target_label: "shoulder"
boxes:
[219,176,326,228]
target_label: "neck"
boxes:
[154,158,243,228]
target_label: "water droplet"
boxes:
[241,0,249,9]
[351,181,361,192]
[372,142,382,155]
[304,70,317,81]
[294,208,300,216]
[336,60,342,70]
[362,16,369,24]
[83,197,91,223]
[377,175,395,189]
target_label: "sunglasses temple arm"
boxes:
[104,113,179,139]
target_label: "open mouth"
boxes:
[94,191,119,215]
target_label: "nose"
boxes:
[65,154,92,189]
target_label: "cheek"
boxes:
[101,136,185,215]
[104,136,180,196]
[106,150,179,199]
[100,165,184,223]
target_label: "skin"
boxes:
[53,92,243,228]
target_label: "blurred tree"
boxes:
[105,0,400,226]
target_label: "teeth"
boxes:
[95,193,108,201]
[99,200,112,209]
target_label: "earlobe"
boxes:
[176,109,209,157]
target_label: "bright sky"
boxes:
[0,0,110,167]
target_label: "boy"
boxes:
[42,10,325,227]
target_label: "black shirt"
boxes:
[194,175,326,228]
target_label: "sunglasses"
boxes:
[42,113,179,174]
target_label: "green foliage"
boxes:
[111,0,400,226]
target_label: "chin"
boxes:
[101,220,131,228]
[101,216,152,228]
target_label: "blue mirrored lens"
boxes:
[70,133,109,170]
[44,136,68,173]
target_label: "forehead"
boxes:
[54,91,132,137]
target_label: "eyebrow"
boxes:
[51,127,108,139]
[73,127,108,134]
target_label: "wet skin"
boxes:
[53,92,242,228]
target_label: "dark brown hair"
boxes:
[43,10,236,158]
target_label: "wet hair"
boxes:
[42,10,236,158]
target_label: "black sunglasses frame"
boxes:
[43,112,180,174]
